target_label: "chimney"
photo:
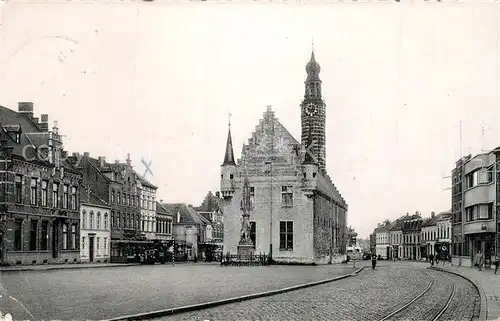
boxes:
[431,211,435,218]
[83,152,89,158]
[61,151,68,159]
[115,160,119,164]
[18,102,34,119]
[126,153,131,166]
[98,156,106,168]
[40,114,49,132]
[32,117,39,124]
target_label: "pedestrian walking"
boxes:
[429,253,434,266]
[493,255,499,275]
[435,255,439,265]
[371,253,377,270]
[475,250,484,271]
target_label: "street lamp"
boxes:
[265,160,273,263]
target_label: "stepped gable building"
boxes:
[220,51,348,264]
[0,102,82,266]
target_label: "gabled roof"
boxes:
[156,201,173,217]
[197,212,212,226]
[81,189,110,209]
[162,203,201,225]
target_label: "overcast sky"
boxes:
[0,1,498,238]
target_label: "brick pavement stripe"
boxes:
[101,266,366,321]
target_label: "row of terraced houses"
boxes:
[0,102,224,266]
[371,211,452,261]
[372,148,500,268]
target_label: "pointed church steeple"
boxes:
[222,119,236,166]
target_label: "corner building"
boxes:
[220,52,348,264]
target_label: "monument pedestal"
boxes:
[237,243,255,258]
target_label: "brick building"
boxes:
[68,153,151,263]
[220,51,348,264]
[0,102,82,266]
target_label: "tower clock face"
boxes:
[305,103,319,117]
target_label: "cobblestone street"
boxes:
[0,263,355,321]
[153,263,480,321]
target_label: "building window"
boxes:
[90,211,94,229]
[117,212,120,228]
[62,224,68,250]
[63,185,69,209]
[71,224,77,250]
[281,186,293,207]
[82,210,87,229]
[142,219,145,231]
[52,182,59,208]
[82,237,85,250]
[111,191,115,203]
[249,187,255,207]
[71,187,77,210]
[30,178,37,205]
[104,213,108,230]
[96,237,100,255]
[29,220,37,250]
[15,175,22,203]
[97,212,101,229]
[41,181,48,207]
[41,221,48,250]
[250,221,256,245]
[279,221,293,251]
[466,171,479,189]
[111,211,115,227]
[104,237,107,254]
[14,219,22,251]
[127,214,131,229]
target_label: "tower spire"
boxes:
[222,121,236,166]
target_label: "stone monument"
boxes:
[237,176,255,258]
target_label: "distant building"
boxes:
[402,213,423,260]
[375,221,390,259]
[155,202,173,242]
[138,176,158,241]
[421,212,438,259]
[451,150,499,267]
[220,51,348,264]
[0,102,82,266]
[164,203,199,261]
[389,216,406,260]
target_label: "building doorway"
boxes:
[89,236,95,262]
[52,221,59,259]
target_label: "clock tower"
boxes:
[301,50,326,173]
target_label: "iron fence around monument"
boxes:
[221,252,270,266]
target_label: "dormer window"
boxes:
[15,133,20,143]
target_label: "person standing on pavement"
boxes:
[371,253,377,270]
[475,250,484,271]
[493,254,499,275]
[429,253,434,266]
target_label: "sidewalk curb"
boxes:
[430,266,487,321]
[0,263,140,272]
[101,266,366,321]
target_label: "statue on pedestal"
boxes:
[238,177,255,256]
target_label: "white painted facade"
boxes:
[376,230,390,259]
[421,224,437,257]
[138,179,157,240]
[80,203,111,263]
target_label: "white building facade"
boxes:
[138,178,157,240]
[376,224,390,259]
[80,200,111,263]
